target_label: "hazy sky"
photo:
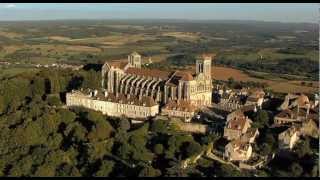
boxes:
[0,3,318,23]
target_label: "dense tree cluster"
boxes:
[0,68,229,177]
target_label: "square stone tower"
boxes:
[128,51,141,68]
[196,54,214,79]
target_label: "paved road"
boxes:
[204,143,241,171]
[205,151,241,171]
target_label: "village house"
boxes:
[244,88,265,107]
[224,139,253,162]
[212,88,245,112]
[161,99,198,122]
[299,119,319,138]
[223,110,259,162]
[223,110,253,140]
[213,87,264,112]
[278,126,300,150]
[274,94,317,125]
[240,128,259,144]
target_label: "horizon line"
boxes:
[0,18,317,24]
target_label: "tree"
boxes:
[47,95,62,106]
[166,134,193,160]
[56,163,81,177]
[0,96,5,115]
[252,110,269,128]
[31,76,45,97]
[38,113,61,135]
[7,96,20,113]
[95,160,115,177]
[255,170,269,177]
[290,163,303,177]
[274,169,290,177]
[151,120,168,134]
[311,165,319,177]
[185,141,202,158]
[64,122,88,143]
[13,121,47,146]
[81,70,101,89]
[116,143,132,160]
[0,158,6,176]
[87,110,105,123]
[8,155,33,177]
[227,77,235,87]
[138,165,161,177]
[216,164,242,177]
[260,142,272,156]
[118,117,131,131]
[49,77,60,95]
[46,133,63,149]
[164,160,188,177]
[58,109,76,124]
[153,144,164,155]
[87,140,113,161]
[200,133,220,145]
[34,164,56,177]
[129,136,154,162]
[294,137,312,158]
[265,133,275,145]
[87,120,113,142]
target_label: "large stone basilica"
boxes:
[101,52,214,107]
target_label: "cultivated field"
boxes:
[210,66,318,93]
[0,20,318,94]
[161,32,200,42]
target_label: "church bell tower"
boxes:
[128,51,141,68]
[196,54,214,79]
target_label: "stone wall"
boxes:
[172,120,208,134]
[66,92,159,119]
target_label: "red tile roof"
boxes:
[227,112,249,131]
[176,71,193,81]
[163,99,197,112]
[296,94,310,107]
[125,67,173,80]
[108,60,128,69]
[94,91,157,107]
[199,53,216,59]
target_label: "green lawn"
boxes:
[0,67,40,79]
[220,48,318,62]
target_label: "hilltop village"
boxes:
[0,13,318,177]
[66,52,319,170]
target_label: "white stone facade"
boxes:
[66,90,159,119]
[224,140,253,162]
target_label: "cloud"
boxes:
[2,4,16,9]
